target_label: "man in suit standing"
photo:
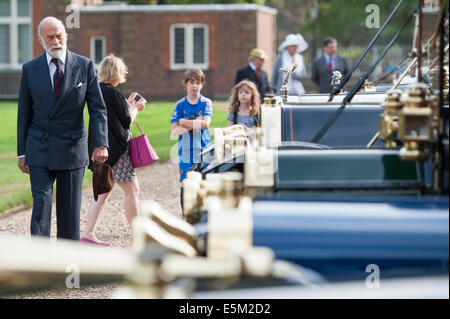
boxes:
[312,37,349,94]
[235,49,273,102]
[17,17,109,240]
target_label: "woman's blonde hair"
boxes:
[229,80,260,117]
[98,54,128,84]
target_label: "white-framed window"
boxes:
[170,23,209,70]
[0,0,32,70]
[90,36,106,66]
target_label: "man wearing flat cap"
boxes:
[235,48,273,102]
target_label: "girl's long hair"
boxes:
[229,80,261,117]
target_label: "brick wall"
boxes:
[33,0,75,57]
[9,3,276,101]
[69,8,276,100]
[257,10,276,76]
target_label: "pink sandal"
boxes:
[80,237,110,247]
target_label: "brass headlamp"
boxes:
[379,84,439,161]
[398,83,436,161]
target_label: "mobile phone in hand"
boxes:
[134,93,144,102]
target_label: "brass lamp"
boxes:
[398,83,435,161]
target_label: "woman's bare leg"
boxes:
[118,179,140,226]
[83,190,113,242]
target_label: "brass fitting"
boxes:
[443,65,449,101]
[379,89,404,148]
[362,80,376,92]
[182,171,245,224]
[398,83,435,161]
[263,96,277,107]
[219,172,244,209]
[279,87,288,103]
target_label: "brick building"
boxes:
[0,0,277,100]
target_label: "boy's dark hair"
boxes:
[183,67,206,85]
[323,37,337,48]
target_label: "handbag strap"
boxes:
[132,119,145,137]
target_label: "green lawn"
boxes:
[0,101,228,213]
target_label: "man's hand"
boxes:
[92,147,109,164]
[18,157,29,174]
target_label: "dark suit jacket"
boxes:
[235,65,271,102]
[312,55,349,93]
[88,83,131,170]
[17,50,108,170]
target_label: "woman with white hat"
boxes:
[271,34,309,96]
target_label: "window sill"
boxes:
[170,64,209,71]
[0,65,23,72]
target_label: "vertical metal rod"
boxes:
[438,0,446,194]
[412,11,419,51]
[418,0,423,83]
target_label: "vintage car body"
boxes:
[251,197,449,281]
[191,275,449,299]
[186,85,449,285]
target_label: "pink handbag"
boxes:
[129,120,159,168]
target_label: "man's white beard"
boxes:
[42,41,67,60]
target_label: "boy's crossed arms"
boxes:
[171,116,211,136]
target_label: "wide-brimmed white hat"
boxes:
[278,34,309,53]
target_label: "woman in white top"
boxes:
[271,34,309,96]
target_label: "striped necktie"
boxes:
[51,58,64,104]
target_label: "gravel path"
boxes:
[0,160,182,299]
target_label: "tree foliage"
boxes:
[302,0,419,47]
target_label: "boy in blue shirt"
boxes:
[171,68,213,190]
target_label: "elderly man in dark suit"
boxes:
[16,17,108,240]
[312,37,349,94]
[235,49,273,102]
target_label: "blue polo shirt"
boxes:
[171,95,213,181]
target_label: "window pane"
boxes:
[0,0,11,17]
[94,39,103,64]
[0,24,10,64]
[174,27,185,64]
[18,24,31,63]
[17,0,29,17]
[193,27,205,64]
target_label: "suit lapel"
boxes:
[337,56,343,72]
[320,56,329,73]
[34,53,53,107]
[50,50,79,119]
